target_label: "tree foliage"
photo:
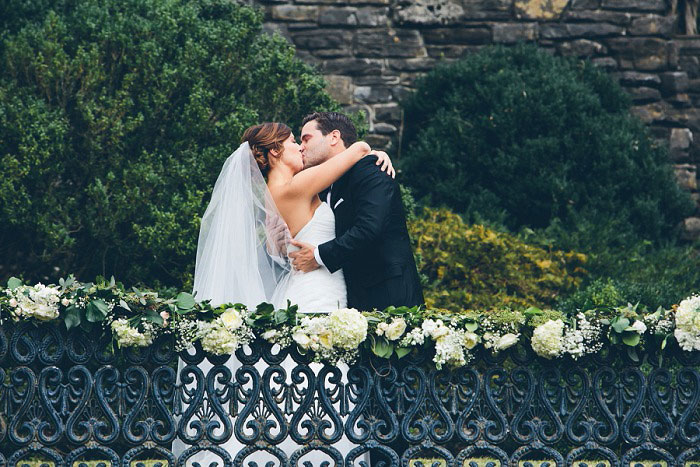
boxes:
[400,44,693,242]
[0,0,338,287]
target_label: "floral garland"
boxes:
[2,276,700,368]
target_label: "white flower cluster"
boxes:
[419,319,479,369]
[399,327,425,346]
[172,318,199,352]
[674,295,700,352]
[532,314,605,360]
[197,308,253,356]
[291,309,368,364]
[6,283,62,322]
[531,319,565,359]
[376,317,407,341]
[561,313,603,359]
[261,325,294,348]
[111,318,153,347]
[480,313,523,353]
[328,308,368,350]
[483,332,519,352]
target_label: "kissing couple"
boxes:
[193,111,424,315]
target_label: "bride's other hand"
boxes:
[372,150,396,179]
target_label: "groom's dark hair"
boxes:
[302,112,357,148]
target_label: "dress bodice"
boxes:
[285,202,347,313]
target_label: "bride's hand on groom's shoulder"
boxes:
[369,149,396,179]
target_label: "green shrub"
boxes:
[400,43,693,243]
[408,207,587,311]
[0,0,338,288]
[524,215,700,310]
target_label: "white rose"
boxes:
[9,298,17,308]
[431,324,449,340]
[376,322,389,336]
[385,318,407,341]
[61,298,71,307]
[293,331,311,349]
[464,331,480,350]
[33,304,60,321]
[261,330,277,341]
[631,320,647,334]
[495,333,519,351]
[220,308,243,330]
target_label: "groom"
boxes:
[289,111,423,311]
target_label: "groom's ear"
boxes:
[329,129,342,147]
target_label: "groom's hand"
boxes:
[289,240,320,273]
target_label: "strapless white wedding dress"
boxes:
[286,202,347,312]
[174,202,368,466]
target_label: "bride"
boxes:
[176,121,393,466]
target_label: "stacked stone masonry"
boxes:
[257,0,700,239]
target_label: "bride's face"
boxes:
[278,133,304,174]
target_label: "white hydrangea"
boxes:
[111,318,153,347]
[675,295,700,351]
[531,319,565,359]
[327,308,367,350]
[434,328,469,369]
[197,319,239,355]
[196,309,253,356]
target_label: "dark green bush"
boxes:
[0,0,338,288]
[400,44,693,243]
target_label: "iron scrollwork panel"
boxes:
[2,324,700,467]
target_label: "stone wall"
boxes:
[257,0,700,239]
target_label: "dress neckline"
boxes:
[292,202,326,239]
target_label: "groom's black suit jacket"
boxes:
[317,155,424,312]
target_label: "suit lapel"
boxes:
[330,172,349,211]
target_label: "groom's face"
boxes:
[300,120,333,169]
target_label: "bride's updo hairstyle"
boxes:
[242,122,292,176]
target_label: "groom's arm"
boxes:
[317,156,394,274]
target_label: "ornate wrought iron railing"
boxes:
[2,322,700,467]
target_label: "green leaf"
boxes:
[622,332,640,347]
[626,347,640,362]
[273,309,288,325]
[611,317,630,333]
[372,337,393,358]
[143,309,164,325]
[176,292,196,310]
[524,306,542,316]
[661,335,668,350]
[465,321,478,332]
[86,299,109,322]
[64,305,81,330]
[395,347,412,359]
[7,277,22,290]
[256,302,275,314]
[119,299,131,311]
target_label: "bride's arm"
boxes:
[286,141,371,198]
